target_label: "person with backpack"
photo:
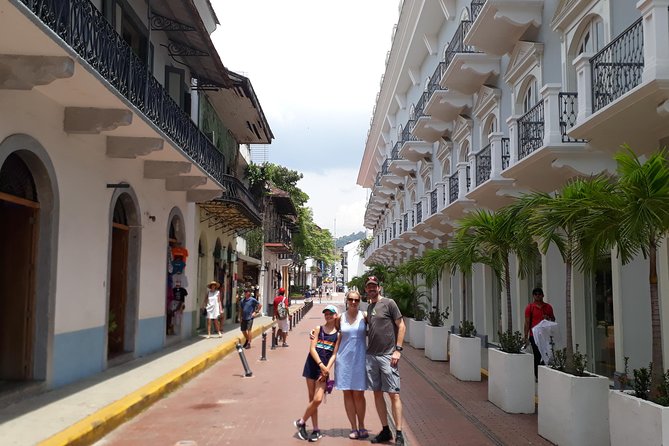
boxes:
[273,287,290,347]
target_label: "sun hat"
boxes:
[208,281,220,288]
[365,276,380,286]
[322,304,338,314]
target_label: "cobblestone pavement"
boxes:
[95,302,552,446]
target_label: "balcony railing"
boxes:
[217,174,262,222]
[501,137,510,170]
[19,0,228,185]
[391,141,402,160]
[402,120,419,142]
[403,212,409,232]
[591,18,644,113]
[475,144,491,185]
[470,0,487,23]
[559,92,587,143]
[374,171,382,187]
[466,165,471,191]
[392,222,397,239]
[518,101,545,160]
[430,188,438,215]
[416,201,423,224]
[427,61,447,95]
[381,158,390,175]
[445,21,477,67]
[414,89,431,119]
[449,172,458,203]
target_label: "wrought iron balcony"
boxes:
[466,165,471,191]
[445,21,477,67]
[475,144,491,186]
[199,175,262,233]
[501,137,510,170]
[391,141,402,160]
[381,158,390,176]
[414,89,431,120]
[518,101,545,160]
[470,0,487,23]
[392,221,397,239]
[403,212,409,232]
[430,188,438,215]
[19,0,229,185]
[402,121,419,142]
[427,62,447,96]
[559,92,587,143]
[449,172,458,203]
[591,18,644,113]
[416,201,423,224]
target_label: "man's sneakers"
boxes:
[294,419,308,440]
[395,431,405,445]
[371,427,393,444]
[308,430,323,442]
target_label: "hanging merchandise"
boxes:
[172,273,189,288]
[171,246,189,262]
[171,257,186,274]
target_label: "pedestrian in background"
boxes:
[240,287,261,349]
[294,305,341,442]
[202,281,222,339]
[273,287,290,347]
[335,290,369,439]
[523,287,555,380]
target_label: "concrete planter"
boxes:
[403,317,412,344]
[538,366,610,446]
[487,348,535,413]
[424,324,449,361]
[409,319,425,349]
[610,389,669,445]
[449,334,481,381]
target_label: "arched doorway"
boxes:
[108,192,140,358]
[0,153,39,380]
[197,236,208,331]
[166,211,186,338]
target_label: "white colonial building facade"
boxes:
[358,0,669,379]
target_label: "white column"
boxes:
[457,161,468,199]
[638,0,669,81]
[506,115,520,167]
[468,152,476,190]
[573,53,593,125]
[541,84,563,146]
[489,131,504,178]
[435,181,447,212]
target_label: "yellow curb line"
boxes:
[38,319,276,446]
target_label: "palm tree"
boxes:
[447,207,537,332]
[582,148,669,397]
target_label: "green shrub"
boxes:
[548,336,566,372]
[427,306,449,327]
[498,330,524,354]
[459,320,476,337]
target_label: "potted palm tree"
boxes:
[580,148,669,445]
[517,177,615,446]
[424,305,450,361]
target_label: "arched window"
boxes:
[522,78,538,114]
[578,17,604,55]
[483,116,497,146]
[0,153,37,202]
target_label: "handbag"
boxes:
[201,308,207,317]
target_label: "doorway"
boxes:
[0,153,39,381]
[586,255,615,378]
[108,198,129,357]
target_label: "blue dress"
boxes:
[335,311,367,391]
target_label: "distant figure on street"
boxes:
[523,287,555,380]
[240,287,261,349]
[202,281,222,338]
[318,286,323,303]
[365,276,406,445]
[273,287,290,347]
[335,290,368,439]
[294,304,341,442]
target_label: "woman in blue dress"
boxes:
[335,290,369,439]
[294,304,341,442]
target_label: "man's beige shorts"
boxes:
[276,317,289,332]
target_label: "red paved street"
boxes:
[95,302,552,446]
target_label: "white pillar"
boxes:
[489,131,504,178]
[638,0,669,81]
[506,115,520,167]
[541,84,563,146]
[573,53,593,125]
[457,161,468,199]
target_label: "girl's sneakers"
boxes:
[308,430,323,442]
[293,419,308,440]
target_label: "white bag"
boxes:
[532,320,562,364]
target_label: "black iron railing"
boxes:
[445,21,477,67]
[449,172,459,203]
[470,0,487,23]
[381,158,390,175]
[392,141,402,160]
[591,18,644,113]
[402,119,419,142]
[403,212,409,232]
[476,144,491,185]
[559,92,587,143]
[374,171,382,187]
[466,165,471,191]
[414,89,431,119]
[427,61,447,96]
[410,210,415,227]
[430,188,438,214]
[416,201,423,224]
[19,0,228,185]
[501,137,510,170]
[217,174,262,223]
[518,101,545,159]
[392,222,396,239]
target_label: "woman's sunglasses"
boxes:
[347,298,360,303]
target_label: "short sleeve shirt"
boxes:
[366,297,402,355]
[273,295,288,317]
[172,287,188,303]
[240,297,259,321]
[525,302,555,335]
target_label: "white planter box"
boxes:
[449,334,481,381]
[487,348,535,413]
[610,389,669,446]
[424,324,449,361]
[409,319,425,349]
[538,366,610,446]
[403,317,411,344]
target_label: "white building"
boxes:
[343,239,367,289]
[0,0,271,389]
[358,0,669,379]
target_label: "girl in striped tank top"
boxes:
[294,304,341,442]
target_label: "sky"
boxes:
[210,0,400,237]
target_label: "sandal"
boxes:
[348,430,359,439]
[357,429,369,439]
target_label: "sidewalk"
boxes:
[0,303,303,446]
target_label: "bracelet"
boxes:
[318,362,323,366]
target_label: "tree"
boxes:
[447,207,537,332]
[518,175,615,371]
[582,148,669,397]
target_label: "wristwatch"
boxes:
[394,345,403,352]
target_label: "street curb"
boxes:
[37,320,275,446]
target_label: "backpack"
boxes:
[277,296,288,320]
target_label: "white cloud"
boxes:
[299,167,369,237]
